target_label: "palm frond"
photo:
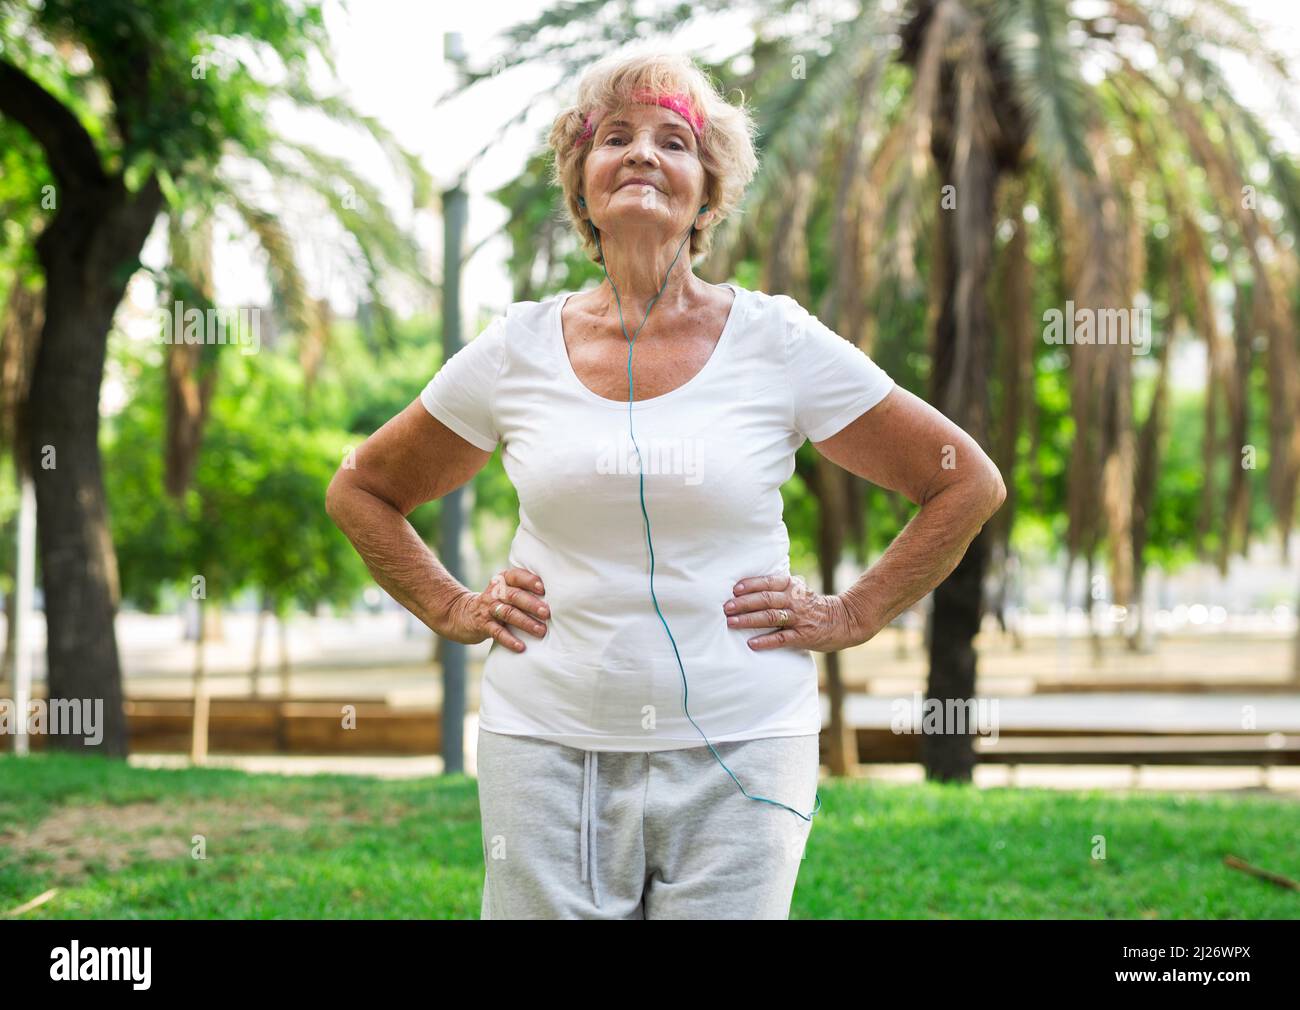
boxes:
[162,209,220,501]
[991,0,1098,191]
[224,190,312,338]
[706,3,898,279]
[437,0,748,103]
[822,33,894,341]
[278,88,434,207]
[988,175,1032,555]
[888,0,962,299]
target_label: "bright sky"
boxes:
[126,0,1300,362]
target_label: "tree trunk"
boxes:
[1086,551,1103,666]
[1292,562,1300,682]
[895,611,909,660]
[1061,554,1073,642]
[810,455,857,777]
[2,280,45,689]
[1,574,15,687]
[925,527,993,781]
[923,593,934,653]
[203,601,224,643]
[278,611,292,697]
[26,174,162,758]
[919,17,1009,783]
[29,294,127,757]
[191,594,209,763]
[250,589,267,696]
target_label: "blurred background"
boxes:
[2,0,1299,919]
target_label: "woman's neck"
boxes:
[595,232,702,323]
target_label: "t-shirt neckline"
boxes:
[554,282,741,409]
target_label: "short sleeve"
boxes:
[419,315,506,451]
[782,297,895,442]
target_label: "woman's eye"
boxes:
[604,135,685,150]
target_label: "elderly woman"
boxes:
[326,52,1005,920]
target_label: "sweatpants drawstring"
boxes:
[579,749,600,907]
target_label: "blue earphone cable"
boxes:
[578,195,821,823]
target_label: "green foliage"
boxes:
[102,341,187,612]
[4,0,329,182]
[102,291,518,616]
[104,336,372,615]
[0,119,48,284]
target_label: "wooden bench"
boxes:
[0,697,441,755]
[831,727,1300,767]
[973,733,1300,765]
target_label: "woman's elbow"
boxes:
[980,462,1008,518]
[325,469,355,525]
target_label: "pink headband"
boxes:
[573,89,706,149]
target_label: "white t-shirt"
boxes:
[419,282,894,751]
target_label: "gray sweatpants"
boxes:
[474,728,821,919]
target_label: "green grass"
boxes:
[1,752,1297,918]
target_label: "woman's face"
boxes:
[580,102,709,241]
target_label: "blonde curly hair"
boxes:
[547,51,759,265]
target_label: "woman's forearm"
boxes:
[325,482,468,634]
[837,478,1002,644]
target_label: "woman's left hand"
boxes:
[722,574,865,653]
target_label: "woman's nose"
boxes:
[623,132,657,164]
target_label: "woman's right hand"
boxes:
[443,567,550,653]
